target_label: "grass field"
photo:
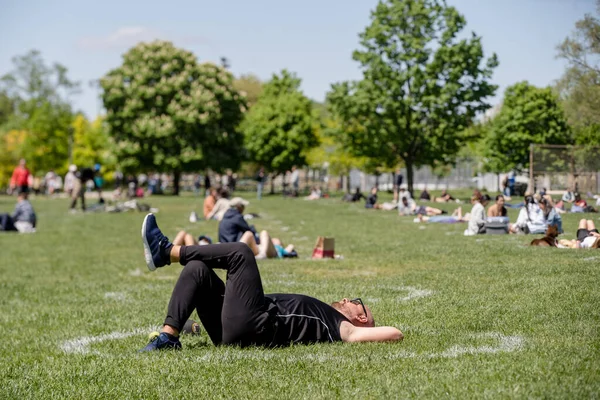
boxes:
[1,192,599,399]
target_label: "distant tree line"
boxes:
[1,0,598,194]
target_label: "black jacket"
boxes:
[218,208,256,243]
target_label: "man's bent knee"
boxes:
[181,260,211,280]
[230,241,254,259]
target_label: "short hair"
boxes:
[218,188,230,199]
[481,194,491,202]
[495,194,504,201]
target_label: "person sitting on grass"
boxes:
[206,188,231,221]
[140,213,403,351]
[343,187,366,202]
[562,188,575,204]
[0,191,37,233]
[203,187,218,219]
[398,197,446,216]
[510,195,546,234]
[487,195,507,217]
[558,219,600,249]
[365,187,381,209]
[539,197,563,234]
[419,189,431,201]
[571,193,598,213]
[571,193,587,213]
[398,185,411,201]
[218,197,293,259]
[463,194,490,236]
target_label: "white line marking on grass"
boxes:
[434,332,525,358]
[281,226,290,231]
[61,326,157,354]
[396,287,433,302]
[583,256,599,261]
[352,270,377,276]
[104,292,127,301]
[295,236,309,241]
[129,268,144,277]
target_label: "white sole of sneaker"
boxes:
[141,213,156,271]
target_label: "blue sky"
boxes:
[0,0,593,118]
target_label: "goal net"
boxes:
[530,144,600,195]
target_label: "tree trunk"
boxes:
[346,174,351,193]
[270,173,276,194]
[406,159,414,197]
[173,170,181,196]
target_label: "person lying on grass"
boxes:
[173,230,213,246]
[558,219,600,249]
[140,213,403,351]
[397,197,446,217]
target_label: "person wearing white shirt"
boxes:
[464,194,491,236]
[511,195,546,234]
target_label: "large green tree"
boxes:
[0,50,79,175]
[0,91,15,127]
[327,0,498,193]
[483,81,571,172]
[233,74,263,109]
[307,118,370,192]
[241,70,319,191]
[71,114,116,171]
[557,0,600,145]
[100,40,246,194]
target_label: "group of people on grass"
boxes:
[182,191,298,260]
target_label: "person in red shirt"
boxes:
[10,159,31,194]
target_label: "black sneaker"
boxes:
[141,213,172,271]
[139,332,182,352]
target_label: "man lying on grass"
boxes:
[140,213,403,351]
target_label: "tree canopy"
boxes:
[327,0,498,193]
[557,0,600,146]
[100,40,246,194]
[233,74,263,109]
[241,70,319,176]
[482,81,571,172]
[0,50,79,177]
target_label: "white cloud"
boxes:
[77,26,207,50]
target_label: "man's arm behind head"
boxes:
[340,321,403,343]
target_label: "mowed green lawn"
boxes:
[1,193,599,399]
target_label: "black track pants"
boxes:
[164,242,273,346]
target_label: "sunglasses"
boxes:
[350,298,367,316]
